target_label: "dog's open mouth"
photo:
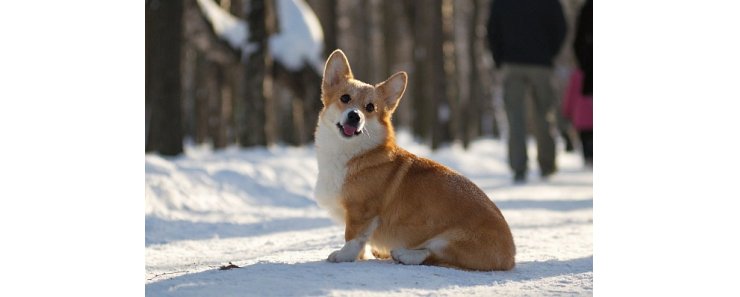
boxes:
[337,122,362,137]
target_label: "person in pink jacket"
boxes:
[562,69,592,166]
[563,0,592,167]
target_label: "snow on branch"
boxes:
[196,0,252,53]
[271,0,325,73]
[196,0,325,73]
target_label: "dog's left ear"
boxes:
[376,71,408,112]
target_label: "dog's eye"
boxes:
[365,103,375,112]
[340,94,351,103]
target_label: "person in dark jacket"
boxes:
[487,0,567,182]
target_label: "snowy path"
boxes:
[145,133,593,296]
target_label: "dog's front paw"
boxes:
[327,249,357,263]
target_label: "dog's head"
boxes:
[318,49,407,145]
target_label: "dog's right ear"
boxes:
[322,49,353,92]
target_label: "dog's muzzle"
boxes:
[337,110,363,137]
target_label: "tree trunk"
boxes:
[299,67,322,144]
[337,0,370,80]
[411,1,430,142]
[146,0,184,155]
[194,53,210,144]
[477,0,500,138]
[241,0,276,146]
[205,61,227,148]
[231,61,247,145]
[428,0,447,149]
[441,0,458,147]
[383,0,413,129]
[368,0,386,83]
[219,65,234,147]
[306,0,337,57]
[181,45,198,144]
[456,0,474,148]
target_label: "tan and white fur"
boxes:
[314,50,515,271]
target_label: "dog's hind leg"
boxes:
[422,234,516,271]
[390,248,432,265]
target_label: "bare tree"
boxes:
[441,0,458,146]
[146,0,184,155]
[382,0,414,129]
[182,0,242,147]
[455,0,475,148]
[408,0,448,149]
[241,0,277,146]
[477,0,501,139]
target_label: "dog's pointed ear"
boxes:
[322,49,353,91]
[376,71,408,112]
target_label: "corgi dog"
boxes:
[314,49,515,271]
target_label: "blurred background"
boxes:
[144,1,594,289]
[145,0,588,156]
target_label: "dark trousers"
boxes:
[503,64,557,175]
[579,130,593,164]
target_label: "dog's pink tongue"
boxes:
[343,125,357,136]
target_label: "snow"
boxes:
[145,131,593,296]
[197,0,324,72]
[196,0,251,52]
[270,0,326,73]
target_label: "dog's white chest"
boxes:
[313,107,385,223]
[314,121,351,223]
[314,161,347,223]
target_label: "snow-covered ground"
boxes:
[145,132,593,296]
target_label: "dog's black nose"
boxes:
[347,110,360,125]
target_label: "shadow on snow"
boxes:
[496,198,593,211]
[145,256,592,296]
[145,216,335,246]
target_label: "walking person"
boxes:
[487,0,567,183]
[562,68,592,166]
[565,0,593,166]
